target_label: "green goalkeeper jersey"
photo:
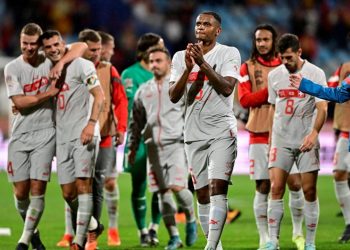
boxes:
[121,62,153,117]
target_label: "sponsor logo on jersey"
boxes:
[124,78,133,89]
[23,77,50,93]
[278,89,305,98]
[188,72,208,83]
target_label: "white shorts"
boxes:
[185,136,237,190]
[268,145,319,173]
[7,127,55,182]
[147,142,188,193]
[334,137,350,172]
[56,137,98,184]
[249,144,299,180]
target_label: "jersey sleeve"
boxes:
[267,72,276,105]
[4,63,24,97]
[111,66,128,133]
[169,51,183,83]
[327,65,342,87]
[127,87,147,152]
[220,47,241,80]
[238,62,268,108]
[300,76,350,103]
[313,69,328,103]
[81,61,100,90]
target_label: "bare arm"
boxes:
[80,85,105,145]
[50,42,88,79]
[11,80,59,110]
[300,101,328,152]
[169,44,194,103]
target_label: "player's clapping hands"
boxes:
[189,41,205,66]
[185,43,195,71]
[289,73,303,89]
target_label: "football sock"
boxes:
[289,189,305,237]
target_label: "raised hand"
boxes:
[185,43,195,71]
[190,41,205,66]
[289,73,303,89]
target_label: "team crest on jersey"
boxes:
[124,78,133,88]
[86,74,98,86]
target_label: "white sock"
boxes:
[206,195,228,250]
[334,180,350,225]
[19,195,45,244]
[14,196,30,221]
[174,189,196,222]
[197,202,210,238]
[75,193,93,246]
[159,192,178,237]
[64,202,74,235]
[289,189,304,237]
[304,199,319,245]
[268,199,284,245]
[253,191,269,245]
[105,188,119,229]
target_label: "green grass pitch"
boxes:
[0,171,349,249]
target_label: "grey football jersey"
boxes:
[268,60,327,148]
[4,55,54,135]
[129,75,184,148]
[55,57,100,143]
[170,43,241,142]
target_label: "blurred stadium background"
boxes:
[0,0,349,171]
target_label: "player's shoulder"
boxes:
[135,79,152,97]
[215,43,239,54]
[71,57,95,70]
[98,61,112,69]
[121,63,139,78]
[268,64,285,78]
[304,61,325,76]
[172,50,186,59]
[5,55,25,71]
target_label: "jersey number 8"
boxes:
[285,99,294,115]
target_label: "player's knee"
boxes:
[287,174,302,191]
[270,181,285,198]
[196,185,210,204]
[14,190,29,201]
[303,186,317,201]
[333,170,348,181]
[104,178,115,191]
[170,185,184,193]
[256,179,270,194]
[209,179,228,196]
[62,191,77,202]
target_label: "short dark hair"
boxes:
[98,31,114,45]
[200,11,221,25]
[277,33,300,54]
[251,24,278,61]
[78,29,101,43]
[147,46,171,60]
[39,30,62,45]
[136,33,162,61]
[21,23,42,36]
